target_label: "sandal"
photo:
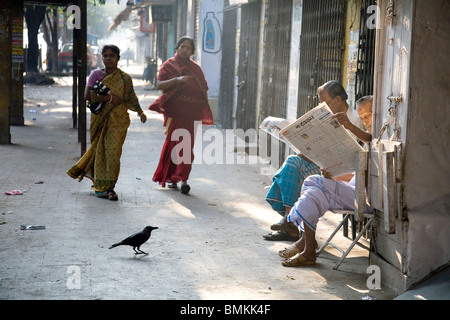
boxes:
[279,240,319,258]
[4,190,23,195]
[270,216,287,231]
[278,243,302,258]
[180,183,190,194]
[277,221,299,234]
[263,231,298,241]
[282,253,316,267]
[270,223,282,231]
[107,190,118,201]
[168,182,178,188]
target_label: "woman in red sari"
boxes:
[149,37,213,194]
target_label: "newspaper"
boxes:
[279,102,365,177]
[258,116,291,144]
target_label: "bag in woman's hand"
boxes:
[87,80,111,114]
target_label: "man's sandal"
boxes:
[278,244,302,258]
[279,240,319,258]
[270,216,287,231]
[270,222,284,231]
[282,253,316,267]
[263,231,298,241]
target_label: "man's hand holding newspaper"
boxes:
[279,102,365,178]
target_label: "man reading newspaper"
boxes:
[277,92,373,267]
[263,80,371,242]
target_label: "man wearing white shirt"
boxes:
[263,81,370,241]
[278,93,374,267]
[317,80,368,142]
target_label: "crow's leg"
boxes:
[136,246,148,255]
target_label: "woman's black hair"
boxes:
[175,36,195,54]
[102,44,121,58]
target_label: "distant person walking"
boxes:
[149,36,213,194]
[67,44,147,201]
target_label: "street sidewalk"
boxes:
[0,70,396,300]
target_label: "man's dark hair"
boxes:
[356,95,373,105]
[317,80,348,101]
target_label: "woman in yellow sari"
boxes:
[67,45,147,200]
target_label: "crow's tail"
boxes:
[108,242,123,249]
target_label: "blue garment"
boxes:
[265,155,321,215]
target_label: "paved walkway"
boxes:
[0,66,397,301]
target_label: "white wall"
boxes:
[286,0,303,122]
[371,0,450,293]
[403,0,450,288]
[197,0,224,99]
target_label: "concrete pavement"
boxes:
[0,66,397,301]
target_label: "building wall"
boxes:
[342,0,362,108]
[286,0,302,122]
[370,0,450,294]
[197,0,224,120]
[403,0,450,287]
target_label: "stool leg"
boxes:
[343,214,348,237]
[317,214,351,255]
[333,216,374,270]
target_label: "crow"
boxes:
[108,226,158,255]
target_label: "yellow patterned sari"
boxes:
[67,68,142,192]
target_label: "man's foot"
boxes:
[263,230,299,241]
[278,243,302,258]
[267,220,300,240]
[278,239,318,258]
[278,221,299,234]
[282,253,316,267]
[270,216,287,231]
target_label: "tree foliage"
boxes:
[24,0,124,73]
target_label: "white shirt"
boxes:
[346,106,365,141]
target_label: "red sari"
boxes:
[149,53,213,187]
